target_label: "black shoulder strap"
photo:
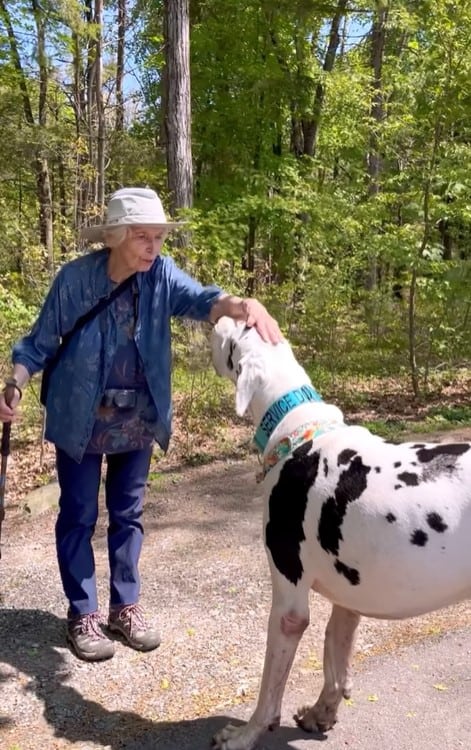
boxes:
[40,273,137,406]
[60,273,136,348]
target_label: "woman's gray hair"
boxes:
[103,226,129,248]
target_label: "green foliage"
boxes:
[0,279,37,370]
[360,419,410,441]
[172,363,238,459]
[363,404,471,442]
[0,0,471,466]
[427,405,471,424]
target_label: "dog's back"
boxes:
[263,426,471,620]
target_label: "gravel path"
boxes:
[1,440,470,749]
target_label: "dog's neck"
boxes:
[252,384,322,451]
[244,345,310,423]
[245,343,344,454]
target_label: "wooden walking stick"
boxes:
[0,423,11,560]
[0,382,16,560]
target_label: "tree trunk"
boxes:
[367,5,387,196]
[302,0,347,157]
[72,30,86,230]
[164,0,193,218]
[57,155,68,256]
[93,0,105,211]
[0,0,54,264]
[408,117,442,398]
[243,216,257,297]
[365,3,388,291]
[85,0,97,205]
[116,0,126,132]
[32,0,54,262]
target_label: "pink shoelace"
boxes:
[112,603,147,636]
[74,612,106,639]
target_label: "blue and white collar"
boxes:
[253,384,323,452]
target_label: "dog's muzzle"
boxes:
[101,388,137,410]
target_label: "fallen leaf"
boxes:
[302,651,322,671]
[433,683,448,691]
[368,694,379,702]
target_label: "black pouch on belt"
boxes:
[101,388,137,410]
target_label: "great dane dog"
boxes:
[210,317,471,750]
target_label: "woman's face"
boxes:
[112,225,168,274]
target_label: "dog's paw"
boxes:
[212,722,261,750]
[294,703,337,733]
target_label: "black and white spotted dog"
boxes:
[211,317,471,750]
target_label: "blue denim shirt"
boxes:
[13,249,221,462]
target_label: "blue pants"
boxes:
[55,447,153,616]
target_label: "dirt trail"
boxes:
[0,428,470,749]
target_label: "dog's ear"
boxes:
[235,356,264,416]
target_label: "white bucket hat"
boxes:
[81,187,183,242]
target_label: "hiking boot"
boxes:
[108,603,161,651]
[66,611,115,662]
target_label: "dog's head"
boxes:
[211,317,271,417]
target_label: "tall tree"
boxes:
[115,0,126,133]
[302,0,348,158]
[163,0,193,217]
[0,0,54,263]
[365,1,388,291]
[94,0,105,209]
[84,0,106,210]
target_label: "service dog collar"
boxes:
[253,384,323,452]
[256,420,339,482]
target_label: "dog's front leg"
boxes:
[212,583,309,750]
[295,604,360,733]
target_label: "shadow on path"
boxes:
[0,608,326,749]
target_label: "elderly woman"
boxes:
[0,187,281,662]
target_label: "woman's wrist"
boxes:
[4,377,23,401]
[210,294,243,324]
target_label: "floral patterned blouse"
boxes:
[86,281,158,453]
